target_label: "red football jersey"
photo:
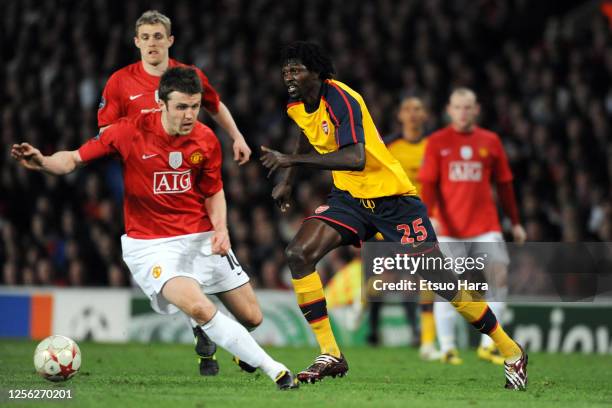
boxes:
[79,112,223,238]
[98,59,220,127]
[418,126,513,238]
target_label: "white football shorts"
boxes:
[121,231,249,314]
[437,231,510,272]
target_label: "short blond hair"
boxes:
[449,87,477,103]
[135,10,171,36]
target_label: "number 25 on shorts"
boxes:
[396,218,428,245]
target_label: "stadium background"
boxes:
[1,0,612,350]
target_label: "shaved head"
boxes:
[447,88,480,132]
[449,88,477,104]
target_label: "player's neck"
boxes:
[142,58,170,77]
[402,126,423,143]
[452,124,475,134]
[303,81,323,112]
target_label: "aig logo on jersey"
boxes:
[154,170,192,194]
[449,146,482,181]
[449,161,483,181]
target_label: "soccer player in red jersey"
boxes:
[11,67,298,390]
[419,88,527,367]
[98,10,251,165]
[99,10,251,375]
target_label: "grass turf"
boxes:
[0,340,611,408]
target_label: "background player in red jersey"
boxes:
[10,67,298,390]
[98,10,253,375]
[419,88,527,365]
[98,10,251,165]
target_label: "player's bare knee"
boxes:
[242,310,263,331]
[189,302,216,325]
[285,243,309,270]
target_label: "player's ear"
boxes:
[168,35,174,48]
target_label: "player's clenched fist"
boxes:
[271,182,292,212]
[10,143,45,171]
[211,229,231,255]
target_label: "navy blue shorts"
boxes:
[305,188,438,247]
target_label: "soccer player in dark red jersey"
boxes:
[98,10,251,165]
[11,67,298,391]
[419,88,527,367]
[98,10,252,375]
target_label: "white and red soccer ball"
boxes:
[33,335,81,382]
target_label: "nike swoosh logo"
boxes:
[441,149,451,156]
[142,153,158,159]
[129,94,144,100]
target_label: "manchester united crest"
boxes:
[189,151,203,165]
[169,152,182,169]
[152,265,162,279]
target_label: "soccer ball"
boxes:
[33,335,81,382]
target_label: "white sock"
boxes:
[202,311,287,381]
[434,301,457,353]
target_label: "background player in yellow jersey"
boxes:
[260,41,528,390]
[369,97,440,360]
[384,97,429,191]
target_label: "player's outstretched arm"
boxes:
[210,102,252,165]
[10,143,83,175]
[260,142,365,177]
[204,188,230,256]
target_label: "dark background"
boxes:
[1,0,611,290]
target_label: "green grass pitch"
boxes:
[1,340,611,408]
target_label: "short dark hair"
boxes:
[158,67,203,103]
[281,41,335,80]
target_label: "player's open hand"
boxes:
[211,229,231,256]
[272,182,292,212]
[233,136,252,165]
[260,146,291,178]
[10,143,45,171]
